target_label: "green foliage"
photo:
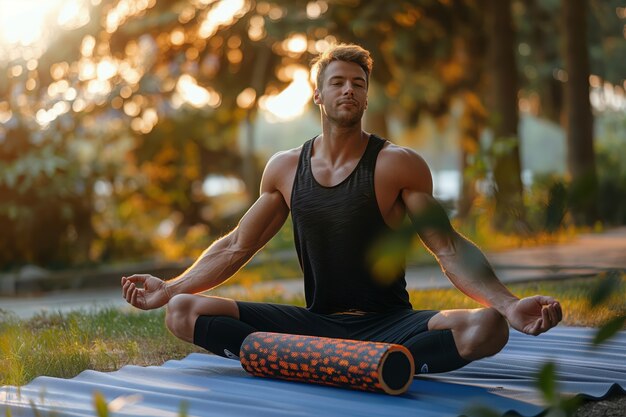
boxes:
[588,270,623,308]
[0,138,84,268]
[547,270,626,414]
[462,404,502,417]
[588,271,626,346]
[537,362,558,403]
[93,392,109,417]
[593,315,626,346]
[521,126,626,234]
[535,362,582,416]
[1,0,625,273]
[178,401,189,417]
[595,116,626,225]
[463,272,625,417]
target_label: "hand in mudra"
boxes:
[121,274,170,310]
[505,295,563,336]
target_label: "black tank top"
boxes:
[291,134,412,314]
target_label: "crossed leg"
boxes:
[165,294,239,343]
[165,294,510,371]
[428,307,510,361]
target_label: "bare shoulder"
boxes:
[378,142,429,169]
[261,146,302,194]
[377,141,433,193]
[264,147,301,176]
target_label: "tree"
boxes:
[0,0,289,267]
[485,0,526,232]
[562,0,598,225]
[518,0,563,124]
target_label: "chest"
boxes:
[309,156,359,188]
[283,158,405,229]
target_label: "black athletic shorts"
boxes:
[236,301,439,345]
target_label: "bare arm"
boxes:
[165,189,289,296]
[402,190,518,313]
[390,147,561,335]
[403,190,562,335]
[122,151,292,309]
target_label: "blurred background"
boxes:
[0,0,625,289]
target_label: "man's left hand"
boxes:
[505,296,563,336]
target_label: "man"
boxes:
[122,44,562,374]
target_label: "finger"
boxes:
[125,283,135,303]
[528,318,543,336]
[535,295,557,306]
[540,306,551,332]
[122,279,129,298]
[125,275,148,284]
[554,302,563,322]
[122,280,133,299]
[131,287,139,308]
[545,305,558,327]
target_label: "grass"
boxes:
[0,308,201,386]
[408,275,626,327]
[0,274,623,387]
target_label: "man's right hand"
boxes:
[121,274,171,310]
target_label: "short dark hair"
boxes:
[310,43,373,90]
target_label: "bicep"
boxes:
[235,190,289,251]
[401,189,456,257]
[389,146,443,233]
[233,153,291,252]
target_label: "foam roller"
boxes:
[239,332,414,395]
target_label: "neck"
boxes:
[317,119,368,164]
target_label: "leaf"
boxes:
[28,400,42,417]
[588,270,623,308]
[536,362,557,403]
[93,391,109,417]
[461,404,502,417]
[178,400,189,417]
[558,395,582,416]
[593,315,626,346]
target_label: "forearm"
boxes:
[431,232,519,315]
[165,232,256,297]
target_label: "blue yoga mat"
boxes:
[1,327,624,417]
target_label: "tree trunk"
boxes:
[457,92,486,219]
[562,0,598,225]
[486,0,526,232]
[525,0,563,123]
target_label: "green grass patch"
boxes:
[408,275,626,327]
[0,308,202,386]
[0,274,623,387]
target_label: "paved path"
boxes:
[1,227,625,319]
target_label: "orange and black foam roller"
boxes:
[239,332,415,395]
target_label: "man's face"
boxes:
[314,60,368,127]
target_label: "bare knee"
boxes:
[457,308,509,361]
[165,294,198,342]
[165,294,239,343]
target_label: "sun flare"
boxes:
[260,68,313,122]
[0,0,91,57]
